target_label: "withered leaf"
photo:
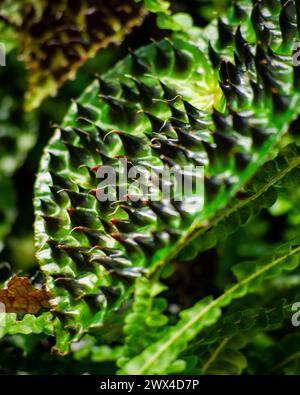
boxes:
[0,275,50,314]
[0,0,145,110]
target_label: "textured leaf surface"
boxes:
[34,35,222,351]
[34,0,300,351]
[0,0,146,110]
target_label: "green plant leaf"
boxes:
[0,20,18,53]
[139,0,170,13]
[118,277,168,365]
[34,0,300,352]
[0,312,54,339]
[180,143,300,260]
[245,332,300,375]
[187,296,292,374]
[0,0,146,111]
[120,240,300,374]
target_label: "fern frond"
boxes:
[188,298,291,374]
[120,240,300,374]
[246,332,300,375]
[120,277,168,363]
[0,312,54,339]
[71,334,124,363]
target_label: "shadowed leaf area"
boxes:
[0,0,145,110]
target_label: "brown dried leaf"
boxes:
[0,275,50,314]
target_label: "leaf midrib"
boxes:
[131,244,300,374]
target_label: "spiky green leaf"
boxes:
[34,0,300,352]
[0,0,146,110]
